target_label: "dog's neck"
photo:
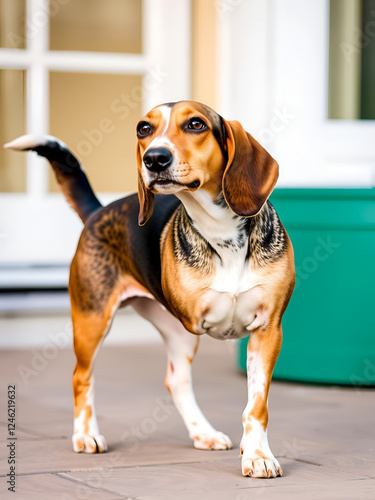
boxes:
[175,190,287,270]
[176,190,251,259]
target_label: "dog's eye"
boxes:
[137,122,153,138]
[187,118,207,132]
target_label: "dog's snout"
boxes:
[143,147,173,173]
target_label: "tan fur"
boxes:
[160,215,215,332]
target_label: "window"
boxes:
[0,0,191,269]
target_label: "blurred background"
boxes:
[0,0,374,380]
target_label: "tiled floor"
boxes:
[0,323,374,499]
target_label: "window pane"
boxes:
[0,0,26,49]
[329,0,375,119]
[49,72,143,193]
[49,0,142,53]
[0,70,26,192]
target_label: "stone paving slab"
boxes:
[9,473,124,500]
[137,478,375,500]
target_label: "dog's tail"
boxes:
[4,135,102,223]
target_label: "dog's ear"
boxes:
[221,119,279,217]
[137,144,154,226]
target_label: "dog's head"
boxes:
[136,101,279,225]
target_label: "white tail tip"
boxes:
[3,134,65,151]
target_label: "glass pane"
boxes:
[49,72,143,193]
[360,0,375,119]
[329,0,375,119]
[0,0,26,49]
[0,70,26,192]
[50,0,142,53]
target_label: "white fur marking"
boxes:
[241,353,281,477]
[161,105,172,134]
[145,105,173,152]
[4,134,67,151]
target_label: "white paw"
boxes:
[192,431,233,450]
[241,454,283,478]
[72,433,108,453]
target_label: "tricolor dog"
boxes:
[5,101,295,478]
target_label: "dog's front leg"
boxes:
[241,322,283,478]
[131,297,233,450]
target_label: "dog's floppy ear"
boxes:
[137,144,154,226]
[221,119,279,217]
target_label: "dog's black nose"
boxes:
[143,147,173,173]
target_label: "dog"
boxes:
[5,100,295,478]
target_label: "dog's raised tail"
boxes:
[4,135,102,223]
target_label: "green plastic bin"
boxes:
[238,188,375,386]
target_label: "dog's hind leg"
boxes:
[69,256,120,454]
[131,297,233,450]
[71,307,115,453]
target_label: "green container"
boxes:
[238,188,375,386]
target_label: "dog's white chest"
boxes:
[197,254,266,340]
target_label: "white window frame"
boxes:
[217,0,375,188]
[0,0,191,269]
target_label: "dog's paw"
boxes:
[241,454,283,478]
[72,433,108,453]
[192,431,233,450]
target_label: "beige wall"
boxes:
[0,70,26,192]
[0,1,26,192]
[50,0,142,54]
[191,0,218,111]
[49,72,143,193]
[0,0,25,49]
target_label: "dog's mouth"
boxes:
[150,178,201,190]
[187,180,200,189]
